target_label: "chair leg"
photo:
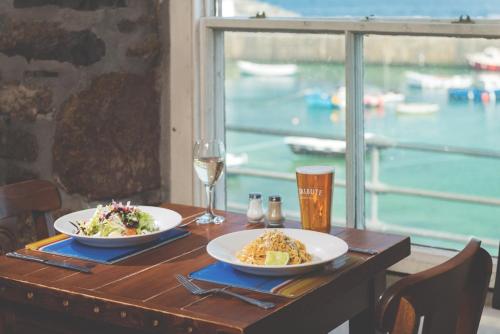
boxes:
[493,243,500,310]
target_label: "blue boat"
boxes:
[304,91,340,109]
[448,87,500,102]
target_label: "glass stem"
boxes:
[205,184,215,217]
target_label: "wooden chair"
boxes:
[493,242,500,309]
[375,239,492,334]
[0,180,61,253]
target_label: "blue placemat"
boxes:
[39,229,190,264]
[189,261,291,294]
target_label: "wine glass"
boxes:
[193,139,226,224]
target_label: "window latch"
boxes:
[250,11,266,19]
[452,15,474,24]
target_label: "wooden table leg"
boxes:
[349,271,386,334]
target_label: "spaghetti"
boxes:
[237,230,312,265]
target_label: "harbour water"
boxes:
[225,62,500,254]
[223,1,500,254]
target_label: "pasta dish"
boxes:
[237,230,312,265]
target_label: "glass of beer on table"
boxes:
[296,166,334,233]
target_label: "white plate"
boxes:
[54,206,182,248]
[206,228,348,276]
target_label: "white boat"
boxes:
[285,137,346,156]
[237,61,298,77]
[405,71,472,89]
[396,103,439,115]
[323,86,405,109]
[226,153,248,167]
[284,133,375,156]
[466,47,500,71]
[477,73,500,90]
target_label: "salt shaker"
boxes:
[246,193,264,223]
[267,195,284,227]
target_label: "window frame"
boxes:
[170,0,499,282]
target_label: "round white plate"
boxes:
[54,206,182,248]
[206,228,348,276]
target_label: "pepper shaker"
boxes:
[246,193,264,223]
[267,195,284,227]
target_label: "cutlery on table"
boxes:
[6,252,92,273]
[175,274,275,309]
[348,247,379,255]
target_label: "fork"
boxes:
[175,274,275,309]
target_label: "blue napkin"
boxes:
[39,229,190,264]
[189,261,291,294]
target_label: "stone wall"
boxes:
[0,0,166,219]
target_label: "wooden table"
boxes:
[0,203,410,334]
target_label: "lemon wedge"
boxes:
[265,251,290,266]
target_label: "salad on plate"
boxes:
[72,202,158,237]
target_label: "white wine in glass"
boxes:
[193,140,225,224]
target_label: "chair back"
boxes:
[375,239,492,334]
[0,180,61,249]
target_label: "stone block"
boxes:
[3,162,38,185]
[53,72,160,200]
[13,0,126,10]
[0,18,105,66]
[24,70,59,78]
[126,33,160,62]
[0,126,38,162]
[0,83,52,121]
[117,15,156,34]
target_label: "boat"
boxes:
[304,87,404,109]
[284,133,376,157]
[284,137,346,156]
[448,87,500,103]
[304,91,341,109]
[466,47,500,71]
[405,71,472,89]
[477,73,500,91]
[237,61,298,76]
[396,103,439,115]
[226,153,248,167]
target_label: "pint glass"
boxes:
[296,166,334,233]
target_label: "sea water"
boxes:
[225,62,500,254]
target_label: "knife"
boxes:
[6,252,92,273]
[348,247,379,255]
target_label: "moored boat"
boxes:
[405,71,472,89]
[237,61,298,76]
[226,153,248,167]
[396,103,439,115]
[466,47,500,72]
[284,133,376,156]
[305,87,404,109]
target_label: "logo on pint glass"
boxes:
[299,188,323,198]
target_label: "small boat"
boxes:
[396,103,439,115]
[304,91,341,109]
[304,87,404,109]
[226,153,248,167]
[477,73,500,90]
[284,133,376,157]
[448,87,500,103]
[405,71,472,89]
[237,61,298,77]
[284,137,346,156]
[466,47,500,71]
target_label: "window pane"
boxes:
[222,0,500,18]
[225,32,346,225]
[363,35,500,255]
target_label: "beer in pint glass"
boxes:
[296,166,334,233]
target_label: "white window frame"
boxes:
[170,0,499,281]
